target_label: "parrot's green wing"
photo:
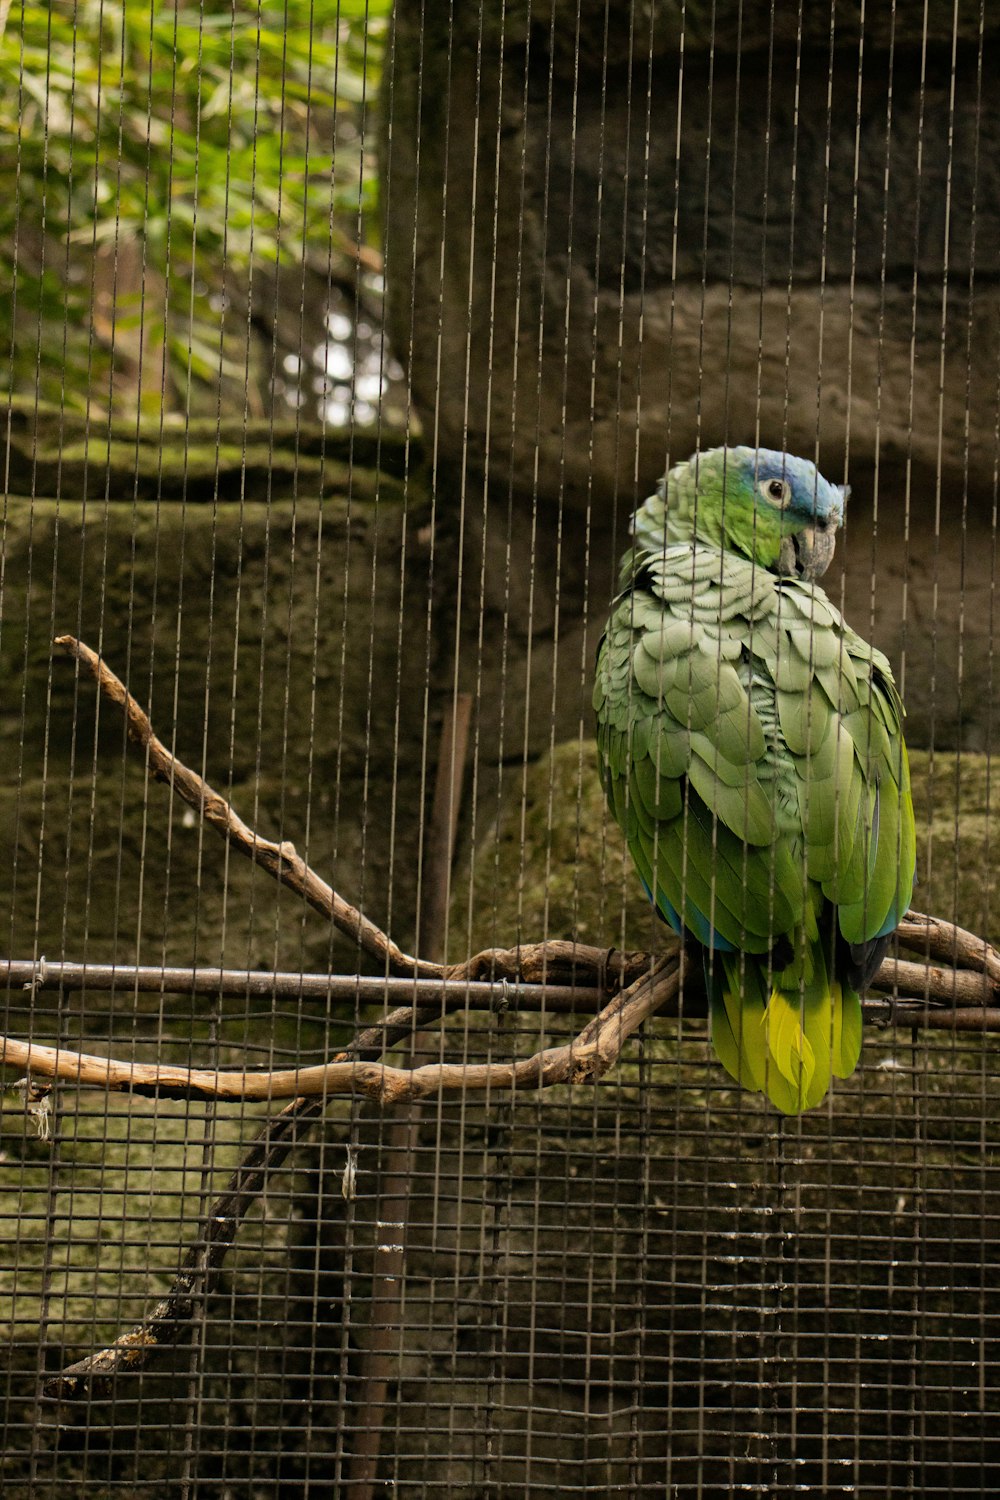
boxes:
[593,546,809,953]
[774,582,916,947]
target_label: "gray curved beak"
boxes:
[776,525,836,581]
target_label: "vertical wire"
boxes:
[374,0,435,1478]
[299,0,357,1477]
[538,1,587,1487]
[570,1,643,1490]
[896,4,936,1488]
[13,11,68,1480]
[27,1,117,1474]
[253,0,304,1459]
[243,0,298,1478]
[470,0,537,1463]
[404,0,463,1483]
[821,3,870,1489]
[0,9,26,1472]
[562,0,611,1476]
[937,0,984,1485]
[713,0,763,1483]
[923,2,963,1489]
[515,1,561,1486]
[107,6,176,1472]
[347,0,422,1486]
[795,3,847,1491]
[442,0,492,1472]
[390,0,453,1457]
[131,0,181,1095]
[312,3,363,1472]
[177,0,230,1482]
[81,7,143,1472]
[684,6,723,1469]
[459,0,517,1486]
[612,9,660,1493]
[854,2,898,1479]
[980,106,1000,1483]
[333,0,395,1475]
[654,12,690,1496]
[978,0,1000,1466]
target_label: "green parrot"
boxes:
[593,446,916,1113]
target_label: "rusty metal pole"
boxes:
[347,693,473,1492]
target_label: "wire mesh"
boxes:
[2,1,999,1495]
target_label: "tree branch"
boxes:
[895,911,1000,987]
[40,959,678,1402]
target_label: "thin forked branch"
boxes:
[52,636,648,992]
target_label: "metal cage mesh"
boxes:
[2,2,998,1494]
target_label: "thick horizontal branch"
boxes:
[895,911,1000,987]
[870,956,995,1008]
[4,940,996,1015]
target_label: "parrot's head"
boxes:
[638,445,848,579]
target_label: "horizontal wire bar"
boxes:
[0,958,606,1013]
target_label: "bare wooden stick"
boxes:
[870,957,994,1007]
[3,937,993,1020]
[0,957,612,1014]
[895,910,1000,987]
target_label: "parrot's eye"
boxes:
[759,477,791,507]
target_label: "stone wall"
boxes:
[382,0,999,755]
[384,0,999,507]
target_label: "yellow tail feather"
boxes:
[711,947,863,1114]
